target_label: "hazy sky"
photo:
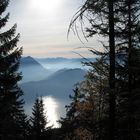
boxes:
[6,0,100,58]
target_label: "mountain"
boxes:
[21,68,86,104]
[20,56,52,83]
[36,57,68,64]
[35,57,95,70]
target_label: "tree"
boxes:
[60,58,109,140]
[81,57,109,140]
[108,1,115,140]
[69,0,116,139]
[69,0,140,140]
[114,0,140,139]
[0,0,27,139]
[30,97,50,140]
[60,87,85,140]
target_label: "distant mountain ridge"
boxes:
[19,56,91,116]
[20,56,51,83]
[21,56,41,66]
[21,68,86,104]
[35,57,95,70]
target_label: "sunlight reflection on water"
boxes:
[43,96,60,128]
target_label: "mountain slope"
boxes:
[20,56,51,83]
[21,68,86,104]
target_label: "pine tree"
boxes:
[69,0,140,139]
[69,1,117,139]
[114,0,140,139]
[60,60,109,140]
[81,58,109,140]
[60,87,84,140]
[30,97,48,140]
[0,0,27,139]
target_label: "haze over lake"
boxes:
[21,56,94,127]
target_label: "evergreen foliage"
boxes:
[63,0,140,140]
[60,87,86,140]
[60,58,109,140]
[0,0,28,139]
[30,97,50,140]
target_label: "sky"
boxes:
[6,0,101,58]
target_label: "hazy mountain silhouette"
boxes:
[20,56,52,83]
[21,68,86,104]
[35,57,95,70]
[20,57,90,116]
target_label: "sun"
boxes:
[30,0,61,13]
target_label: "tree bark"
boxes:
[128,0,134,139]
[108,0,115,140]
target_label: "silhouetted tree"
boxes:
[60,59,109,140]
[30,97,50,140]
[60,87,84,140]
[0,0,27,139]
[69,0,140,140]
[81,57,109,140]
[114,0,140,139]
[69,0,116,139]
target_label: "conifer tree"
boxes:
[0,0,27,139]
[60,87,83,140]
[30,97,48,140]
[61,57,109,140]
[115,0,140,139]
[69,0,140,140]
[69,1,117,139]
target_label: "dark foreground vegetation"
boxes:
[0,0,140,140]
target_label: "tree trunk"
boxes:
[128,0,134,139]
[108,0,115,140]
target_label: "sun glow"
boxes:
[30,0,61,13]
[43,96,60,128]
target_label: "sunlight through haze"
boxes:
[30,0,62,13]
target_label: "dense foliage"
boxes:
[30,97,51,140]
[0,0,28,139]
[61,0,140,140]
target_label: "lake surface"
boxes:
[25,96,69,128]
